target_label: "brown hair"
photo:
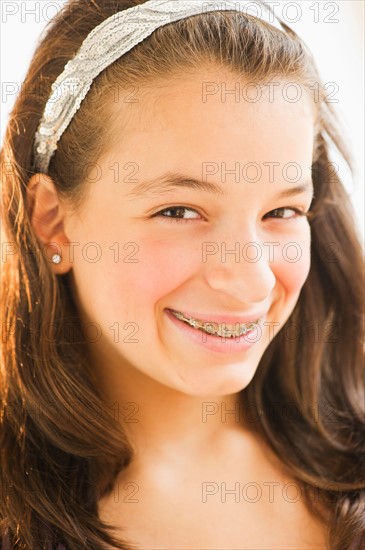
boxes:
[1,0,364,548]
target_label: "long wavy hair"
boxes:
[1,0,364,548]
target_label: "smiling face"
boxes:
[62,68,315,397]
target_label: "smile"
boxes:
[168,309,260,338]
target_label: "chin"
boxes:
[168,360,260,397]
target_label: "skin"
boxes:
[27,69,328,547]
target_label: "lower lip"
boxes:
[164,309,262,355]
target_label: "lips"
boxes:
[164,308,265,326]
[164,307,263,353]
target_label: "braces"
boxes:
[170,310,259,338]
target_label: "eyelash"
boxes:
[151,205,311,223]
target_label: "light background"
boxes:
[1,0,364,243]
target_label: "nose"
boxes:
[202,238,276,304]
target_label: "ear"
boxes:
[26,173,72,274]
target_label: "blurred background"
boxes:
[1,0,364,244]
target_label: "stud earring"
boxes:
[51,253,62,264]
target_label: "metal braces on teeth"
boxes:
[171,311,259,337]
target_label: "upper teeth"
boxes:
[170,310,259,337]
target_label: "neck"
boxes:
[87,339,252,463]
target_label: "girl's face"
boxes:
[63,69,315,396]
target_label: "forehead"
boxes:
[102,69,315,176]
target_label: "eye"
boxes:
[151,206,201,223]
[150,205,312,223]
[264,207,310,220]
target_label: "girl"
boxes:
[1,1,364,548]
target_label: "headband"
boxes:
[33,0,285,173]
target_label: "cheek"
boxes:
[101,236,198,312]
[272,229,311,295]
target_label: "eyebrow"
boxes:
[124,171,314,200]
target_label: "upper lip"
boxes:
[165,308,266,325]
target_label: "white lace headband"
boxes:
[33,0,285,173]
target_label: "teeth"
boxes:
[170,310,259,338]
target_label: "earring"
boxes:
[51,253,62,264]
